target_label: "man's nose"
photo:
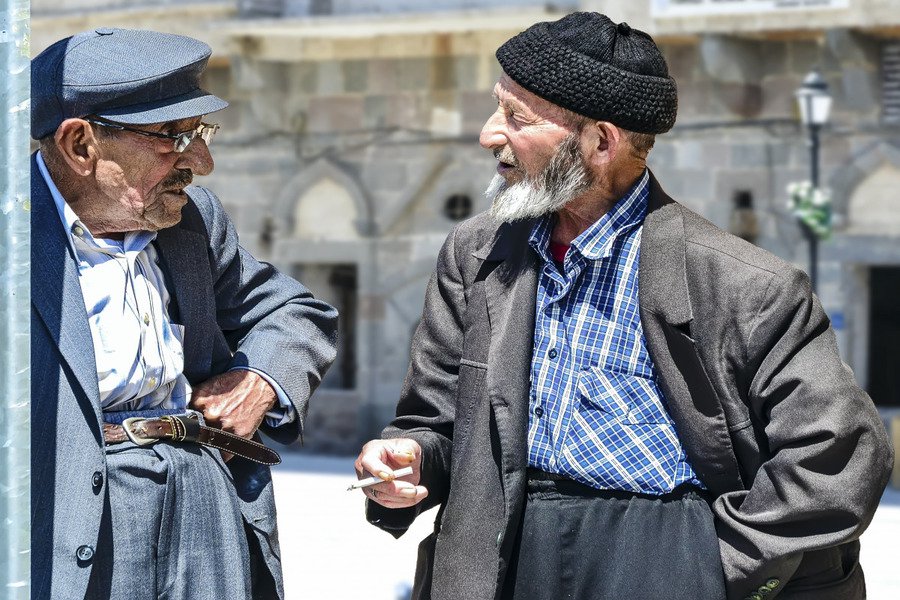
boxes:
[479,109,507,151]
[176,138,214,176]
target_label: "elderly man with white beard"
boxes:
[354,12,891,600]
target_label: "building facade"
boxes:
[32,0,900,453]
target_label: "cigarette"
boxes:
[347,466,414,491]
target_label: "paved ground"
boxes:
[271,452,900,600]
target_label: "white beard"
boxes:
[486,134,591,224]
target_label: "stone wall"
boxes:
[31,0,900,451]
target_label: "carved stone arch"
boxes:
[273,157,375,240]
[829,139,900,229]
[846,164,900,235]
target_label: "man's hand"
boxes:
[189,370,277,461]
[355,438,428,509]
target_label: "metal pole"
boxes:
[0,1,31,598]
[805,124,821,294]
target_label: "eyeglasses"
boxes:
[86,118,220,153]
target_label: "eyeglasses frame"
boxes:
[85,117,220,153]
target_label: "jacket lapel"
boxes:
[154,226,213,383]
[31,155,102,420]
[474,220,539,523]
[639,173,744,496]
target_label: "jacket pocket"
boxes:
[779,561,863,600]
[454,361,488,447]
[781,545,863,599]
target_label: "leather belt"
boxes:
[102,414,281,466]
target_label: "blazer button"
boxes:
[76,545,94,562]
[91,471,103,490]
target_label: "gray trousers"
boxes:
[85,440,254,600]
[501,475,727,600]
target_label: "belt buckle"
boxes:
[121,417,159,446]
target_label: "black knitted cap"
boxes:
[496,12,677,134]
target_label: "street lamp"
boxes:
[794,69,832,293]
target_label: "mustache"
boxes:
[162,169,193,190]
[493,146,518,166]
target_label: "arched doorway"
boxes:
[837,160,900,407]
[271,159,376,452]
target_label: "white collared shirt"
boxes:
[37,151,293,425]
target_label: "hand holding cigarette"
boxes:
[353,438,429,508]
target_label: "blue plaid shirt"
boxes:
[526,170,702,495]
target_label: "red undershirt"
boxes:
[549,240,570,264]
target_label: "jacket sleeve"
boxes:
[366,225,466,536]
[193,186,339,445]
[714,267,893,599]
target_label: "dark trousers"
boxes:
[501,474,727,600]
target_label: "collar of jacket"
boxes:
[472,170,693,329]
[32,152,104,415]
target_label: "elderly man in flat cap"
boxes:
[31,28,337,600]
[355,12,892,600]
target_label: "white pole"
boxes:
[0,1,30,597]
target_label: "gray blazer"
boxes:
[368,173,893,600]
[31,155,338,600]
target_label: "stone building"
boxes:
[32,0,900,454]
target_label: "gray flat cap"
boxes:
[31,27,228,139]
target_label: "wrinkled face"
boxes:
[479,75,575,185]
[91,116,214,233]
[479,75,593,222]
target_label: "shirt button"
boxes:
[148,377,157,387]
[73,226,84,237]
[548,348,558,359]
[76,545,94,562]
[91,471,103,490]
[534,406,544,418]
[143,313,150,325]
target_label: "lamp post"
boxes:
[794,69,832,293]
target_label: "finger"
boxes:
[358,450,396,481]
[388,440,419,465]
[366,482,427,503]
[366,485,428,508]
[376,479,420,496]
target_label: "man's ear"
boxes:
[580,121,623,169]
[53,118,100,177]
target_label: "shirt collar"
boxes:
[36,150,157,257]
[529,169,649,263]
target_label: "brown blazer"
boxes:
[367,173,893,600]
